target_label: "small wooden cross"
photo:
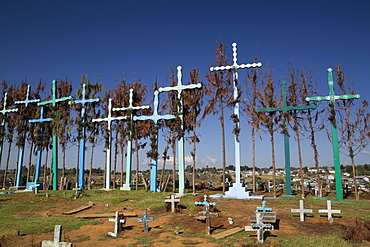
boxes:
[198,203,218,235]
[165,194,180,213]
[318,200,341,222]
[41,225,72,247]
[108,211,125,237]
[245,212,274,243]
[256,201,272,212]
[137,211,154,232]
[291,200,313,222]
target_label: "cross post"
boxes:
[305,68,360,200]
[108,211,125,237]
[113,88,149,190]
[245,212,274,243]
[159,66,201,195]
[165,194,181,213]
[137,211,154,232]
[69,84,100,189]
[291,200,313,221]
[14,85,40,187]
[210,43,262,198]
[37,80,73,190]
[134,91,175,192]
[92,98,128,190]
[256,81,316,196]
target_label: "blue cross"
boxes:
[29,106,52,182]
[69,84,100,189]
[137,211,154,232]
[256,201,272,212]
[195,195,216,211]
[134,91,175,192]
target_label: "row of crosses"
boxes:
[1,43,360,199]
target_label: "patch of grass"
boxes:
[130,236,157,246]
[74,235,90,242]
[281,234,351,247]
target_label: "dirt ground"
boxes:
[1,191,369,247]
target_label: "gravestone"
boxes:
[291,200,313,222]
[245,212,274,243]
[137,211,154,232]
[41,225,72,247]
[108,211,125,237]
[197,203,219,235]
[250,201,277,223]
[165,194,180,213]
[318,200,341,223]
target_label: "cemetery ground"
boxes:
[0,188,370,246]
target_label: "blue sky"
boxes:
[0,0,369,171]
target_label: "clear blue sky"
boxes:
[0,1,369,171]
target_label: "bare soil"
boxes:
[1,191,369,247]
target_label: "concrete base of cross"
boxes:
[120,184,134,191]
[224,183,264,199]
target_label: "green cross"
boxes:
[37,80,73,190]
[256,81,316,196]
[305,68,360,200]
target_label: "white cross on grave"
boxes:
[41,225,72,247]
[291,200,313,222]
[165,194,180,213]
[318,200,341,223]
[198,203,219,235]
[245,212,274,244]
[108,211,125,237]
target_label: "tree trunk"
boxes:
[120,144,124,188]
[43,147,49,184]
[62,145,66,178]
[88,143,95,190]
[349,136,359,200]
[159,142,169,191]
[269,127,277,197]
[295,128,305,198]
[76,140,80,186]
[220,107,226,193]
[192,126,197,194]
[113,138,118,189]
[135,138,139,190]
[2,142,12,187]
[172,139,177,193]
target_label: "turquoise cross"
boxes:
[256,81,316,196]
[37,80,73,190]
[305,68,360,201]
[159,66,202,195]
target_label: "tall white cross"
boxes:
[92,98,127,190]
[159,65,201,195]
[210,42,261,197]
[113,88,149,190]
